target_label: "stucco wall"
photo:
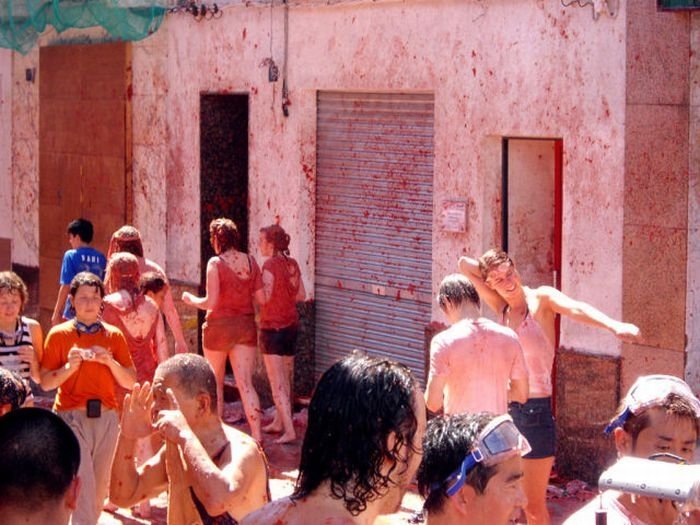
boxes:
[6,1,632,357]
[0,49,11,244]
[687,12,700,393]
[147,0,628,355]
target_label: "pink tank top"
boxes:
[505,308,555,397]
[207,256,263,320]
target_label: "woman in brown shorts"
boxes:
[182,218,264,442]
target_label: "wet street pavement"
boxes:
[88,400,593,525]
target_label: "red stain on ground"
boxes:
[242,28,247,40]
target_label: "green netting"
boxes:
[0,1,170,54]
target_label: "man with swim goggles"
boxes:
[564,374,700,525]
[418,413,530,524]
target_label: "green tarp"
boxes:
[0,1,169,54]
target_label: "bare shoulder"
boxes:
[145,258,166,276]
[24,317,42,330]
[223,425,265,465]
[240,497,295,525]
[240,498,355,525]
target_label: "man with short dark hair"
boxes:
[426,274,528,416]
[0,407,81,525]
[51,218,107,325]
[110,353,270,524]
[564,374,700,525]
[0,366,29,415]
[241,353,427,525]
[418,412,529,525]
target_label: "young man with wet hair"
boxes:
[460,249,640,525]
[110,353,270,524]
[240,352,427,525]
[564,374,700,525]
[0,407,81,525]
[51,218,107,325]
[426,274,528,416]
[418,412,529,525]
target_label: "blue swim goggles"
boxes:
[434,414,531,497]
[604,375,700,435]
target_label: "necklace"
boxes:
[0,319,22,347]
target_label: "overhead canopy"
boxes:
[0,1,169,54]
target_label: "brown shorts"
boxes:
[202,314,257,351]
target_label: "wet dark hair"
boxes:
[67,218,94,243]
[418,412,497,514]
[69,272,105,298]
[157,354,218,413]
[437,274,480,311]
[620,393,700,446]
[139,271,168,295]
[478,249,514,280]
[260,224,291,256]
[0,271,28,311]
[292,353,420,515]
[0,407,80,512]
[210,218,240,253]
[0,367,28,411]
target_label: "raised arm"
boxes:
[110,383,168,507]
[540,286,641,341]
[182,258,219,312]
[155,390,263,516]
[457,255,506,315]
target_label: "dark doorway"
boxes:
[199,94,249,350]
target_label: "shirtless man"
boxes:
[417,412,529,525]
[564,375,700,525]
[0,408,81,525]
[240,353,427,525]
[459,249,640,525]
[109,353,269,524]
[426,274,528,416]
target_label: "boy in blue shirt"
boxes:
[51,218,107,325]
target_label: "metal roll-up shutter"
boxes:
[315,91,434,383]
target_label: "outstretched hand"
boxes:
[613,322,642,343]
[121,382,155,440]
[154,388,193,444]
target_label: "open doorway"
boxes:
[502,138,563,290]
[502,137,563,403]
[199,94,249,351]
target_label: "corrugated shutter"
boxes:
[315,91,434,383]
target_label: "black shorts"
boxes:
[508,397,556,459]
[260,325,299,356]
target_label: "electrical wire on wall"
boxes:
[282,0,290,117]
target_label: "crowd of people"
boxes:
[0,216,698,525]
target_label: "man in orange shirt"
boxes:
[41,272,136,525]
